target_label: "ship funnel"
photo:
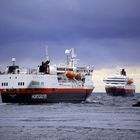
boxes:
[12,58,16,66]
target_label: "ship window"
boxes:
[66,68,73,71]
[2,82,8,86]
[57,68,65,71]
[57,77,62,80]
[31,81,40,85]
[57,72,65,75]
[18,82,25,86]
[106,80,126,82]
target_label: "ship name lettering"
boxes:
[32,94,47,99]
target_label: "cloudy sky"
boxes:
[0,0,140,92]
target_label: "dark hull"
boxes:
[1,91,92,103]
[105,87,135,97]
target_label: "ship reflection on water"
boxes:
[0,93,140,140]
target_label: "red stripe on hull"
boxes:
[1,88,93,94]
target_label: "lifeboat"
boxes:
[75,73,81,81]
[66,71,76,79]
[127,79,133,84]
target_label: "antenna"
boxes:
[65,48,79,68]
[45,45,50,62]
[71,48,76,59]
[65,49,70,65]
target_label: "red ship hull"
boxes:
[105,87,135,96]
[0,88,93,103]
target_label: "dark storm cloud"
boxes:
[0,0,140,69]
[0,0,140,42]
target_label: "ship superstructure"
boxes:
[103,68,135,96]
[0,48,94,103]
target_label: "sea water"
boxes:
[0,93,140,140]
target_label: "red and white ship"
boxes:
[0,48,94,103]
[103,68,135,96]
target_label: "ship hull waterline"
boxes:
[105,87,135,97]
[0,88,93,103]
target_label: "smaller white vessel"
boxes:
[103,68,135,96]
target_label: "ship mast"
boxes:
[12,58,16,66]
[65,48,79,68]
[45,45,50,63]
[65,49,70,66]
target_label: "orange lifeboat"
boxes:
[75,73,81,81]
[66,71,76,79]
[127,79,133,84]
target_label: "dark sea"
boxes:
[0,93,140,140]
